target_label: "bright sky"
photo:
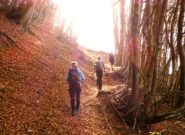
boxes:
[52,0,115,53]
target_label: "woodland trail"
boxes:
[36,29,131,135]
[1,10,185,135]
[0,18,136,134]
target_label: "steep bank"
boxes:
[0,12,133,135]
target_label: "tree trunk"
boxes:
[144,0,168,117]
[120,0,125,67]
[175,0,185,108]
[112,1,120,65]
[129,0,141,102]
[169,0,179,94]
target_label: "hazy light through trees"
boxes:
[52,0,115,52]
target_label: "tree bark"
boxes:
[120,0,125,67]
[127,0,141,107]
[112,0,120,65]
[144,0,168,117]
[175,0,185,108]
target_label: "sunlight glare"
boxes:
[52,0,115,53]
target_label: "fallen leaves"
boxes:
[1,12,184,135]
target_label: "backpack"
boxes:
[69,68,80,84]
[95,61,103,71]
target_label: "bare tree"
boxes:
[112,0,185,127]
[175,0,185,108]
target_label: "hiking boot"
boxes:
[97,90,103,97]
[96,91,101,97]
[71,110,76,116]
[76,107,80,113]
[98,89,103,94]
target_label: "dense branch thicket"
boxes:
[0,0,79,46]
[112,0,185,127]
[0,0,56,31]
[4,0,33,20]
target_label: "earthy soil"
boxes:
[0,12,185,135]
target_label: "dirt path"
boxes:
[58,72,130,135]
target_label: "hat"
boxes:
[71,61,78,65]
[98,56,101,60]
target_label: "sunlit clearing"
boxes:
[52,0,115,53]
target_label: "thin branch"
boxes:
[148,105,185,124]
[0,30,16,43]
[110,0,121,8]
[110,100,129,129]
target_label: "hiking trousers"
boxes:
[69,86,81,112]
[96,69,103,90]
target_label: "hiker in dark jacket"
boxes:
[66,61,84,116]
[109,52,115,71]
[94,56,105,91]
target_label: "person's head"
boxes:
[98,56,101,60]
[71,61,78,69]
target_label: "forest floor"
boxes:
[0,12,185,135]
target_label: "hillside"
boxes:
[0,12,134,135]
[1,11,185,135]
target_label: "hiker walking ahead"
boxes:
[94,56,105,91]
[66,61,84,116]
[109,52,115,71]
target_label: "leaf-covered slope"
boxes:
[0,12,132,135]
